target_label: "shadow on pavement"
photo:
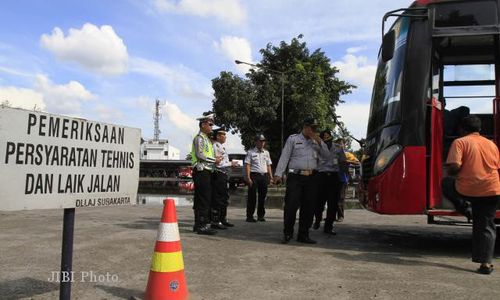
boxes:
[112,207,499,274]
[176,212,500,274]
[115,217,160,230]
[95,284,144,299]
[327,251,475,273]
[0,277,58,300]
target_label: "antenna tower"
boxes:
[153,99,161,141]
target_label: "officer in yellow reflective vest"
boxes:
[191,114,221,235]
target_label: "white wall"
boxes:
[140,140,180,160]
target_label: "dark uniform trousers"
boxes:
[212,171,229,220]
[283,173,319,238]
[314,171,342,230]
[466,195,500,264]
[192,169,212,227]
[247,172,268,218]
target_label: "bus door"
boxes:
[427,59,443,210]
[425,0,500,219]
[430,62,496,210]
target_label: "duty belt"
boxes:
[215,168,228,174]
[288,169,314,176]
[319,171,338,176]
[194,162,214,172]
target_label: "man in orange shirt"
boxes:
[445,115,500,275]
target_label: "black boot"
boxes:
[193,210,200,232]
[197,224,217,235]
[220,207,234,227]
[297,234,317,244]
[210,209,227,230]
[323,223,337,235]
[197,215,217,235]
[312,217,321,230]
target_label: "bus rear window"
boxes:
[434,1,497,27]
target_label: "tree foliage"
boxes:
[211,35,355,161]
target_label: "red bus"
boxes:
[359,0,500,222]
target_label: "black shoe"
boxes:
[246,217,257,223]
[312,219,321,230]
[477,264,494,275]
[281,234,293,244]
[257,217,266,222]
[196,225,217,235]
[210,222,227,230]
[297,236,317,244]
[221,219,235,227]
[464,208,473,223]
[324,228,337,235]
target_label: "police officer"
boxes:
[211,127,237,229]
[313,129,346,235]
[275,118,327,244]
[244,134,273,222]
[191,114,220,235]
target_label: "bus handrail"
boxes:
[382,8,428,39]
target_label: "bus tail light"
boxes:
[373,144,402,175]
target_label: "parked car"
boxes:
[227,153,246,189]
[177,166,192,179]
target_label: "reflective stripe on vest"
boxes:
[190,132,214,166]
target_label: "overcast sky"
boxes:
[0,0,414,155]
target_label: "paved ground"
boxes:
[0,204,499,300]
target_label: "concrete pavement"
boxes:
[0,204,499,299]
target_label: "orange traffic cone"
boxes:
[145,198,188,300]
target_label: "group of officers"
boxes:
[191,114,348,244]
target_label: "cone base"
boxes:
[145,270,188,300]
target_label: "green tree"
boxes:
[333,120,353,150]
[211,35,355,162]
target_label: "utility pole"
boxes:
[153,99,161,141]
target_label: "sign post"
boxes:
[0,107,141,299]
[60,208,75,300]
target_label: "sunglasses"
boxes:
[206,122,214,126]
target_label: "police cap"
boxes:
[303,117,319,127]
[213,127,227,137]
[255,133,266,141]
[196,113,215,122]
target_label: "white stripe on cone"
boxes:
[156,223,180,242]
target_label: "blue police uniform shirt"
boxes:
[244,147,272,174]
[317,142,342,172]
[213,141,231,172]
[275,133,327,177]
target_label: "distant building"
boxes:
[140,139,180,160]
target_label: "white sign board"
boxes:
[0,107,141,211]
